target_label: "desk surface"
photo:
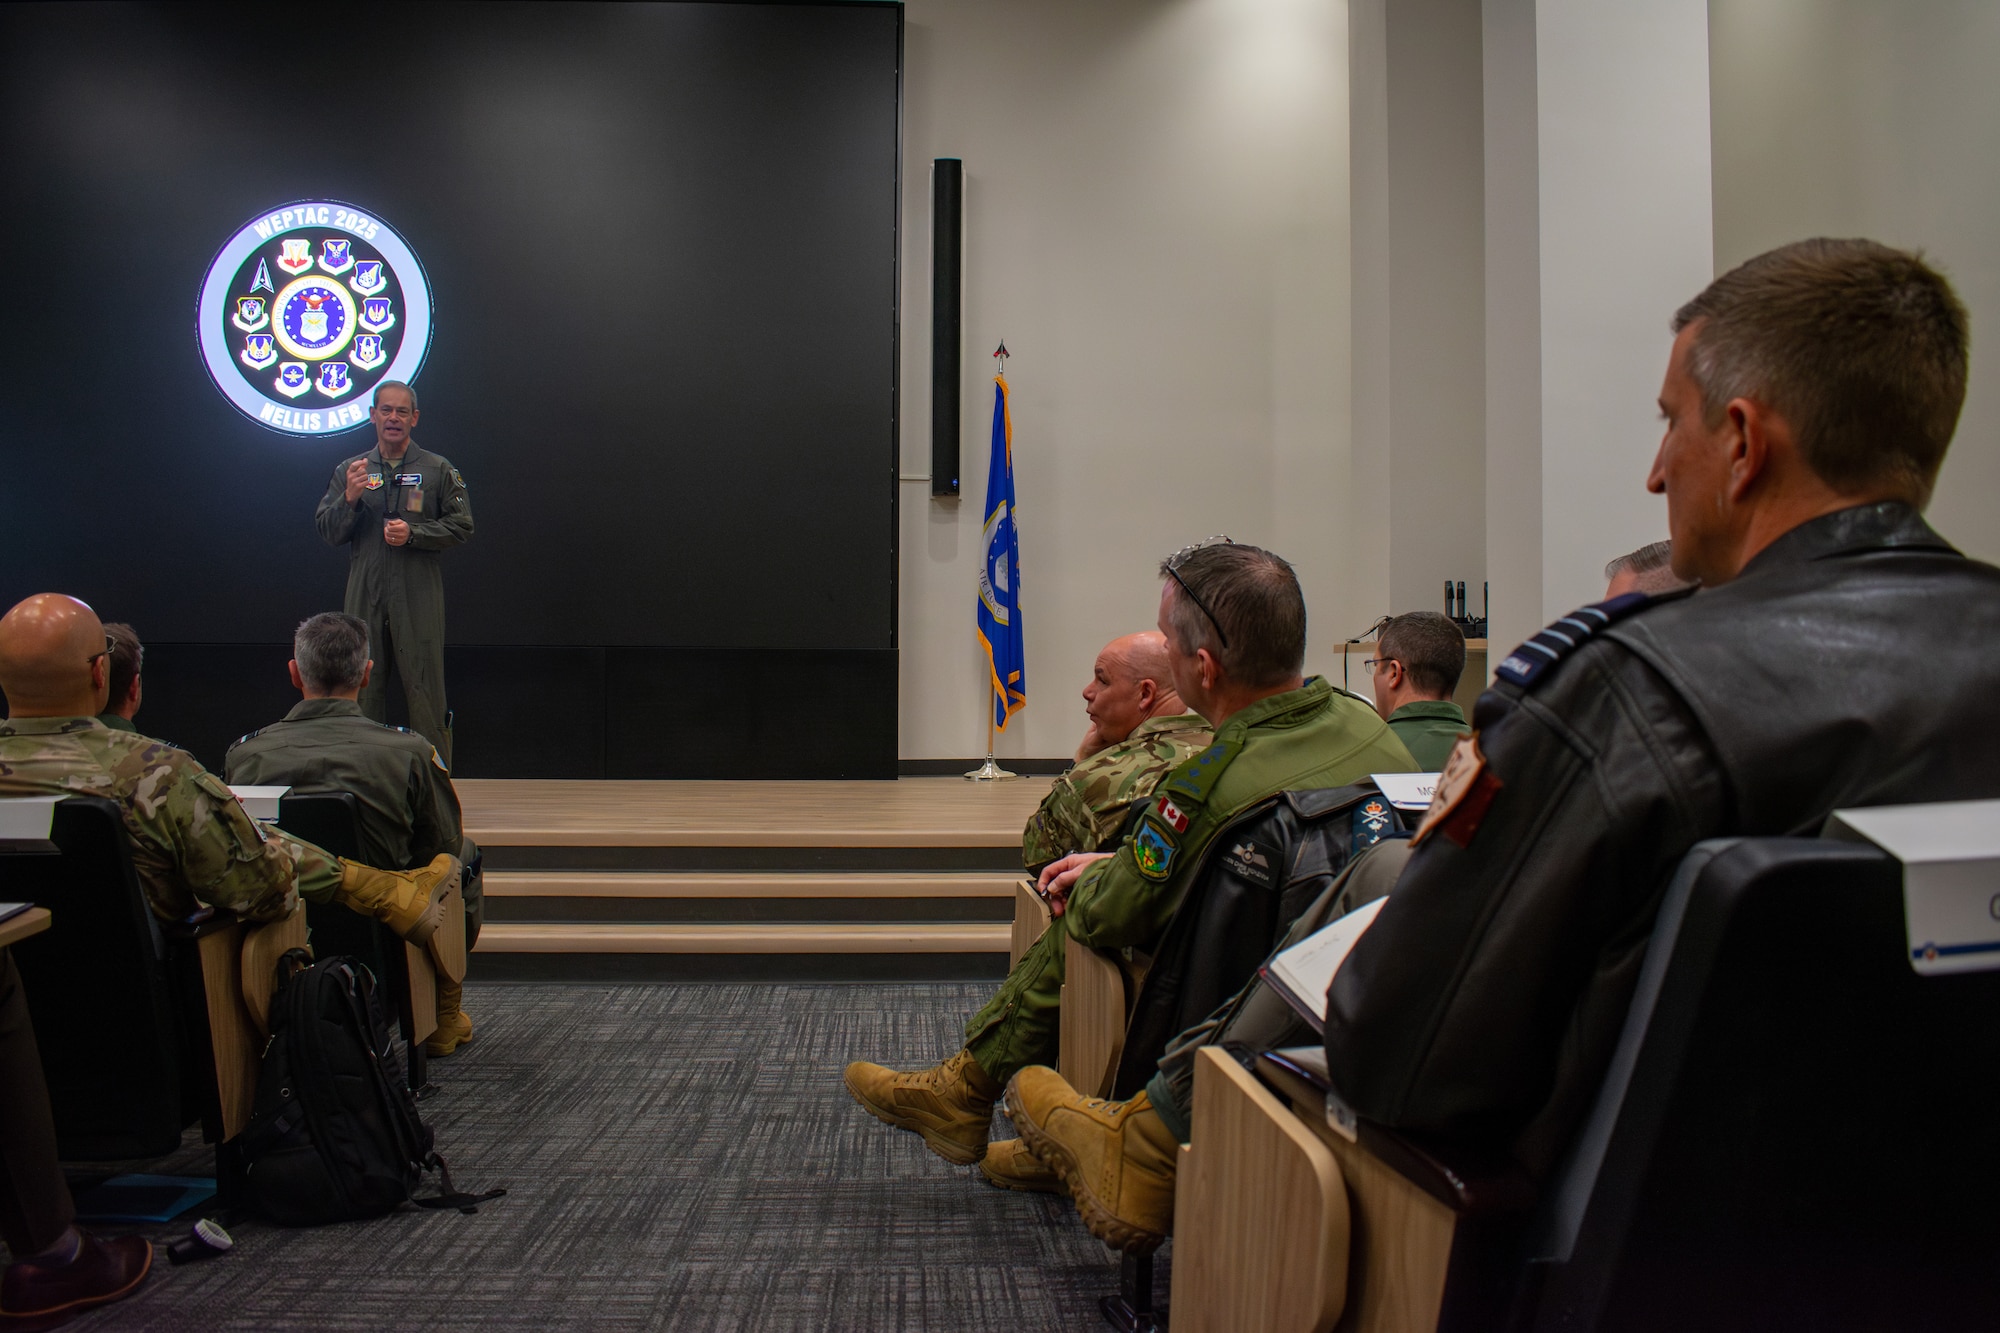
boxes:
[0,906,52,949]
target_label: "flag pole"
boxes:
[965,699,1017,780]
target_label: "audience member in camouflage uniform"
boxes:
[0,594,462,945]
[1018,631,1211,873]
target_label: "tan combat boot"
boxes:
[843,1049,1001,1165]
[1006,1067,1179,1253]
[333,854,461,946]
[979,1137,1063,1193]
[426,977,474,1057]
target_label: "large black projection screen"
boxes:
[0,3,902,778]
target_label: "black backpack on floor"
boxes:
[241,950,502,1226]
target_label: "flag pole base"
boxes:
[964,754,1018,781]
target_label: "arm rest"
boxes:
[1059,933,1127,1098]
[1252,1051,1535,1217]
[1012,878,1051,970]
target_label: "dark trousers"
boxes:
[0,948,74,1257]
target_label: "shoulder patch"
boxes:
[1350,796,1396,850]
[1493,587,1693,689]
[1132,817,1179,880]
[430,745,449,772]
[1162,740,1241,805]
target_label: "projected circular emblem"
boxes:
[196,201,432,436]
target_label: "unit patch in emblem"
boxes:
[1133,819,1179,881]
[318,237,354,275]
[363,472,385,490]
[197,200,432,436]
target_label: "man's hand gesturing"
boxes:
[383,519,411,547]
[343,458,372,504]
[1036,851,1113,918]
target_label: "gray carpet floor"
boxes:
[62,982,1170,1332]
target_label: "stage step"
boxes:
[478,922,1010,953]
[483,871,1019,898]
[459,778,1044,981]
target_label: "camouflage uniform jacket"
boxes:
[0,717,307,923]
[1019,713,1212,871]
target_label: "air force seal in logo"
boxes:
[197,201,432,436]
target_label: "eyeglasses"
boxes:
[1164,534,1237,651]
[86,632,114,668]
[1362,657,1399,677]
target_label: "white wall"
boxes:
[1483,0,1713,664]
[1351,0,1488,621]
[899,0,1359,759]
[1709,0,2000,563]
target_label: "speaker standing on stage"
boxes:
[314,381,473,767]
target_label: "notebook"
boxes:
[1258,896,1388,1033]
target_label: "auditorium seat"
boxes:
[277,790,446,1093]
[0,795,304,1199]
[1171,834,2000,1332]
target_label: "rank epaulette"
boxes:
[1162,739,1241,805]
[1494,586,1693,689]
[229,726,270,750]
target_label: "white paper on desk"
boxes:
[0,796,61,843]
[1266,896,1388,1024]
[0,903,31,925]
[1827,799,2000,976]
[227,785,291,821]
[1371,772,1439,811]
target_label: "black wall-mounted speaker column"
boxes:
[930,158,963,498]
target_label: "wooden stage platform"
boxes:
[460,777,1052,981]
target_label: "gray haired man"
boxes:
[225,612,482,1055]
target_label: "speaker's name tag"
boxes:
[393,473,423,487]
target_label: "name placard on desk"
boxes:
[228,785,291,822]
[1828,799,2000,976]
[0,796,62,851]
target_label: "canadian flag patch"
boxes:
[1156,795,1190,833]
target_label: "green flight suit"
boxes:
[0,717,340,923]
[964,677,1419,1083]
[1018,713,1213,872]
[224,698,483,943]
[314,442,473,767]
[1386,699,1468,771]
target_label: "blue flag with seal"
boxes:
[977,373,1026,731]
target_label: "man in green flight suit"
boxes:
[314,380,472,768]
[844,540,1417,1188]
[225,612,481,1055]
[1019,630,1211,874]
[93,623,145,735]
[1365,611,1469,770]
[0,594,463,946]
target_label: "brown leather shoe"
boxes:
[0,1232,152,1322]
[979,1137,1064,1193]
[1007,1067,1179,1253]
[843,1049,1001,1165]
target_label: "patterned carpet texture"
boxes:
[65,982,1169,1331]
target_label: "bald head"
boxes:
[1081,630,1186,749]
[0,594,112,719]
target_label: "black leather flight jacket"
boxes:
[1325,502,2000,1176]
[1112,784,1404,1099]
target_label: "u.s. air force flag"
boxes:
[977,374,1026,730]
